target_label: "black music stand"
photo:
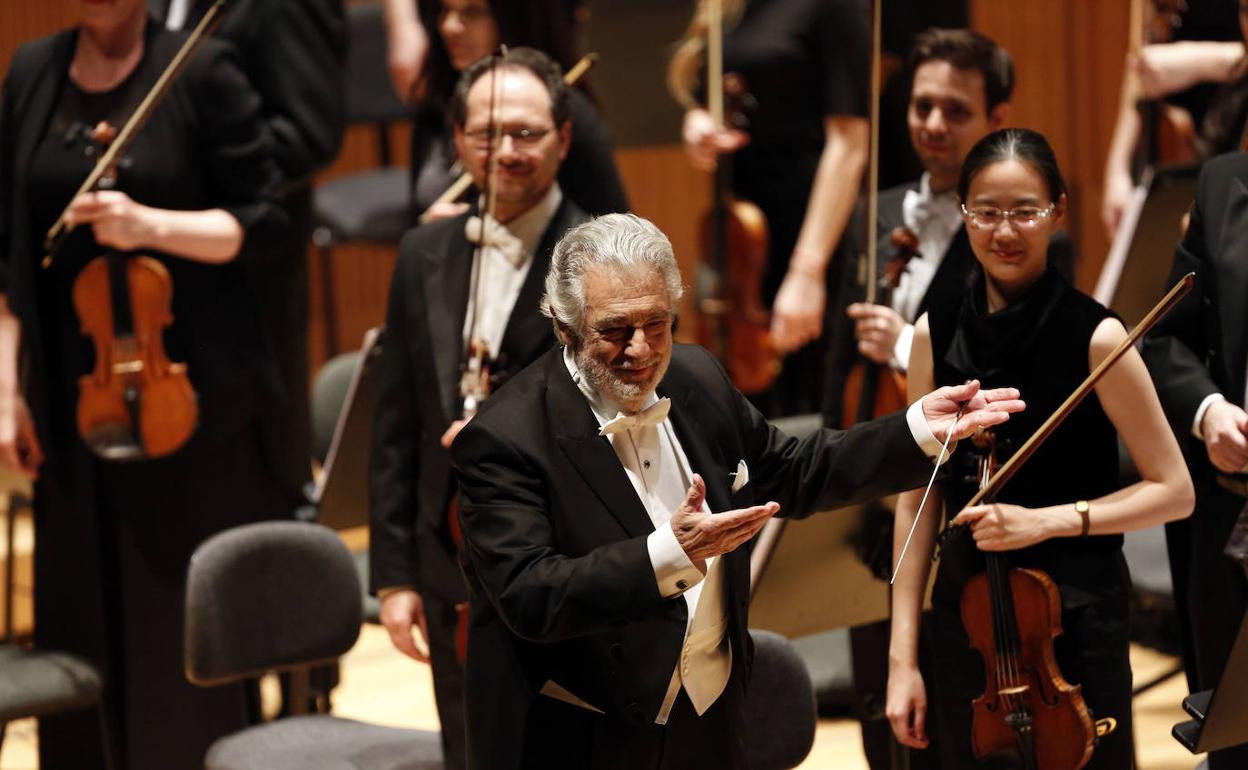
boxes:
[1172,588,1248,755]
[311,327,385,531]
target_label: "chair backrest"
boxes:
[312,350,364,465]
[745,629,817,770]
[184,522,362,686]
[344,2,409,124]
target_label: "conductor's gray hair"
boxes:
[541,214,684,342]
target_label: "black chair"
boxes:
[313,1,411,357]
[0,491,115,768]
[745,629,818,770]
[184,521,441,769]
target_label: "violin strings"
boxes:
[889,403,964,585]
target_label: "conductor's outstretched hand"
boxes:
[922,380,1025,444]
[671,474,778,569]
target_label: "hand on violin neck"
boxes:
[64,190,158,253]
[922,379,1024,444]
[847,302,905,365]
[682,108,749,172]
[951,501,1074,551]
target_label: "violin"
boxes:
[960,430,1096,770]
[696,0,779,395]
[841,226,918,427]
[43,3,226,461]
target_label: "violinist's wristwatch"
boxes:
[1075,500,1091,538]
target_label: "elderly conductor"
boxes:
[450,213,1024,770]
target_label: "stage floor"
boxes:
[0,625,1205,769]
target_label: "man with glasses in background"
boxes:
[368,48,588,770]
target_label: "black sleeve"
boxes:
[237,0,347,183]
[815,0,870,119]
[451,419,664,643]
[693,345,932,515]
[558,90,630,216]
[190,41,289,263]
[1141,164,1223,440]
[368,239,423,592]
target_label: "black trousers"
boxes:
[1183,477,1248,770]
[520,683,747,770]
[425,592,468,770]
[927,592,1135,770]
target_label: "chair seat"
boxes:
[0,644,103,722]
[205,714,442,770]
[314,168,410,244]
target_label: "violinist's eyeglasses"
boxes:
[961,203,1056,231]
[463,127,554,151]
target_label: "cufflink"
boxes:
[676,579,688,590]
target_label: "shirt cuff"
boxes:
[906,397,947,460]
[891,323,915,372]
[648,523,705,598]
[376,585,416,601]
[1193,393,1227,440]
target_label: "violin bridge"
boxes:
[997,684,1029,696]
[1095,717,1117,737]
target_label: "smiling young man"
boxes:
[839,29,1013,392]
[368,48,587,770]
[448,213,1026,770]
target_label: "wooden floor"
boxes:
[0,624,1205,769]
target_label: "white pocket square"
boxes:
[730,459,749,493]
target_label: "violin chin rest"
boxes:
[83,421,146,462]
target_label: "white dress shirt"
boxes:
[891,173,963,368]
[462,186,562,358]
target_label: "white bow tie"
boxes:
[465,214,526,267]
[598,398,672,436]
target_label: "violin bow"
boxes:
[43,0,228,267]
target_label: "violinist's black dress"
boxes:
[0,22,288,770]
[925,268,1134,770]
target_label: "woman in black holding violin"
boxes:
[886,129,1193,768]
[0,1,287,767]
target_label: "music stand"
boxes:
[1093,164,1199,323]
[1172,591,1248,754]
[311,326,385,531]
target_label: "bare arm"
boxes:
[64,191,243,264]
[383,0,427,103]
[771,115,869,353]
[0,295,41,476]
[952,318,1195,548]
[885,312,939,749]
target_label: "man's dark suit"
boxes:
[1142,151,1248,770]
[450,343,935,770]
[370,199,587,768]
[149,0,347,503]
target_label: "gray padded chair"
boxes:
[314,2,411,357]
[184,521,441,770]
[0,491,115,768]
[745,629,818,770]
